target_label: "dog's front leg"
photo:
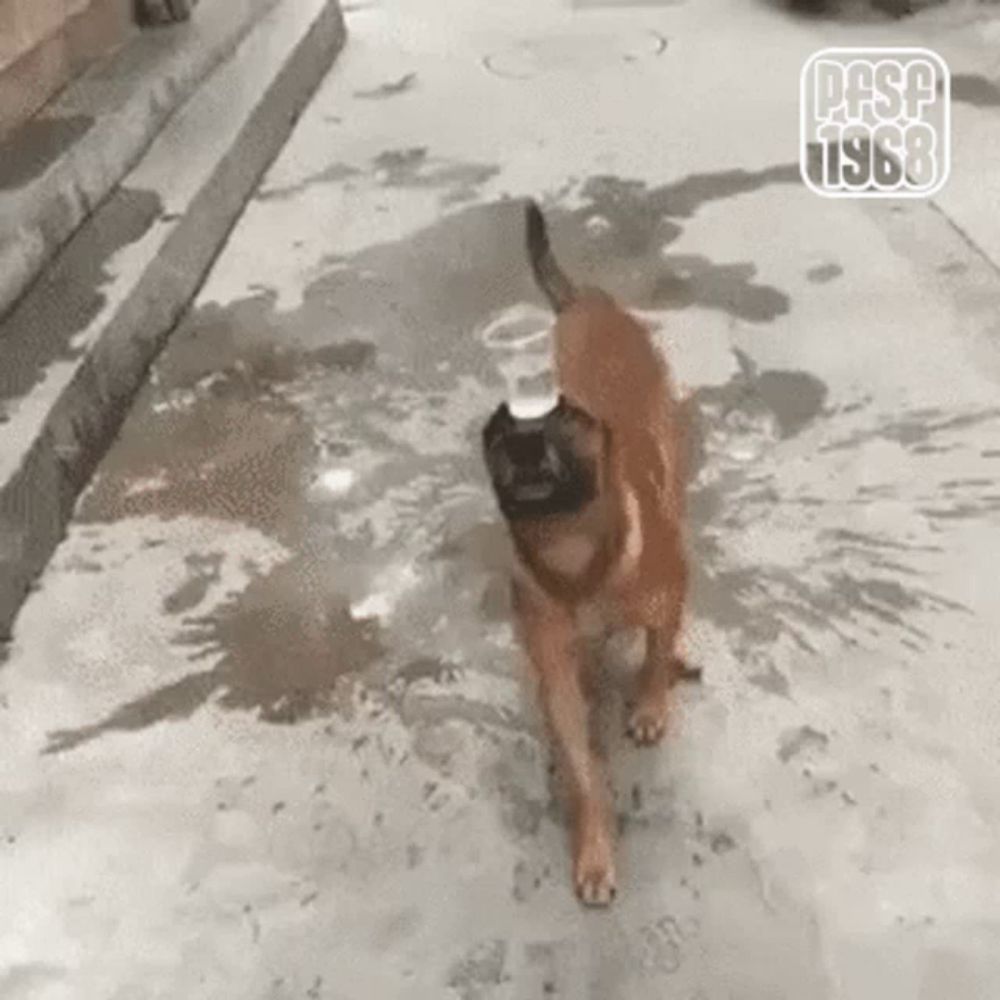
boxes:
[628,567,699,746]
[514,582,616,906]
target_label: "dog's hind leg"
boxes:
[514,583,617,906]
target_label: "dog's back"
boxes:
[525,201,685,518]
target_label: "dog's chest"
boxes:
[535,532,597,579]
[574,596,627,639]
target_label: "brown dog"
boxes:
[482,200,696,906]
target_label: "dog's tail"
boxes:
[525,199,575,313]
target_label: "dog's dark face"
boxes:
[482,395,608,521]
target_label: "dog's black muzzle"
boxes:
[481,395,598,520]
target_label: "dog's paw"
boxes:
[574,835,617,907]
[676,661,703,684]
[627,696,670,746]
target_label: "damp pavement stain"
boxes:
[45,554,385,753]
[685,354,995,660]
[162,552,224,615]
[576,166,802,222]
[542,170,799,320]
[447,940,509,1000]
[6,0,1000,992]
[77,297,378,537]
[777,725,830,763]
[0,114,93,190]
[353,72,418,99]
[371,147,502,205]
[255,147,500,207]
[255,162,362,202]
[950,73,1000,108]
[806,262,843,284]
[182,169,799,405]
[0,187,163,405]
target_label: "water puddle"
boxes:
[44,553,384,753]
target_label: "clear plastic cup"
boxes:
[479,303,558,417]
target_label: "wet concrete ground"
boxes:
[4,0,1000,996]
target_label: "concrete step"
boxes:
[0,0,137,138]
[0,0,280,325]
[0,0,346,638]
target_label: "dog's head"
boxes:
[481,395,608,521]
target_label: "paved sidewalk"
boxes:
[3,0,1000,996]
